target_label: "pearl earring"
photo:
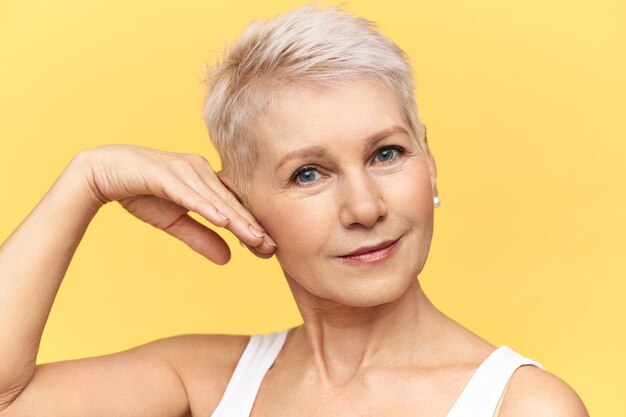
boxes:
[433,196,441,208]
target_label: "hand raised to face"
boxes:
[74,144,276,264]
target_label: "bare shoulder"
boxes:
[147,332,251,367]
[499,365,590,417]
[147,333,251,414]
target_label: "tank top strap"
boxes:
[210,328,290,417]
[446,346,544,417]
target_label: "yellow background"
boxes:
[1,0,624,414]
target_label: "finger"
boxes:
[162,213,231,264]
[209,171,278,254]
[168,166,275,254]
[207,169,260,226]
[120,194,232,263]
[243,242,275,260]
[158,177,230,228]
[160,175,271,251]
[187,160,267,233]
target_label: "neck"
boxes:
[286,277,448,387]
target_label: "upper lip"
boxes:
[340,239,398,257]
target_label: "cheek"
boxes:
[256,195,334,260]
[386,164,434,222]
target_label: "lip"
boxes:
[338,238,400,265]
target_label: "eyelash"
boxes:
[374,145,405,165]
[290,145,406,186]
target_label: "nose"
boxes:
[338,170,388,228]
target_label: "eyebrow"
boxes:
[275,125,409,170]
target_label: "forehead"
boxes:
[254,80,407,159]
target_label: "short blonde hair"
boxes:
[202,4,426,198]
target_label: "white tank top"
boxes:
[210,328,544,417]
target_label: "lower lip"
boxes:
[339,239,400,265]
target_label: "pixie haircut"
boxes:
[202,4,426,198]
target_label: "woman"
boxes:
[0,5,588,417]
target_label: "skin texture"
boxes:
[0,80,589,417]
[251,80,436,307]
[235,80,588,416]
[246,80,442,381]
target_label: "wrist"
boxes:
[63,150,108,213]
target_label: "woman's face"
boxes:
[247,80,436,307]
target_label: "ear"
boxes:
[422,125,438,197]
[216,171,245,206]
[216,170,274,259]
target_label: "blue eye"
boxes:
[375,147,402,163]
[293,167,320,184]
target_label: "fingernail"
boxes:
[216,210,229,220]
[263,234,276,247]
[248,224,264,238]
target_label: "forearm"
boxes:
[0,153,103,401]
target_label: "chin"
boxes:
[346,276,416,307]
[303,270,418,309]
